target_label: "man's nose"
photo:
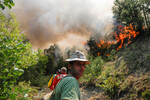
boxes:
[80,65,85,70]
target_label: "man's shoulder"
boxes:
[57,76,79,90]
[60,76,77,84]
[63,75,76,80]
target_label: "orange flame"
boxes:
[107,53,109,56]
[98,52,102,56]
[114,24,139,51]
[82,41,86,45]
[96,24,139,56]
[97,40,115,48]
[96,40,115,56]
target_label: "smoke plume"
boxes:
[12,0,114,50]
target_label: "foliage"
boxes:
[9,81,38,100]
[34,75,51,88]
[117,36,150,75]
[87,36,116,61]
[142,90,150,100]
[93,43,150,99]
[19,50,48,87]
[106,49,116,61]
[81,56,105,84]
[44,44,67,75]
[119,74,150,99]
[0,0,15,10]
[45,53,55,75]
[87,36,100,57]
[112,0,150,33]
[97,66,117,97]
[101,76,121,97]
[0,11,38,99]
[57,56,67,71]
[95,58,128,98]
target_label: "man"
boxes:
[53,69,61,79]
[50,67,67,90]
[48,69,61,88]
[50,50,90,100]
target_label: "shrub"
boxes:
[19,50,48,87]
[9,82,38,100]
[95,59,127,98]
[81,56,105,84]
[142,90,150,100]
[0,11,38,99]
[101,76,122,97]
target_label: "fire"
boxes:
[81,24,139,57]
[142,26,146,29]
[97,40,115,48]
[98,52,102,56]
[82,41,86,45]
[96,24,139,56]
[114,24,139,51]
[107,53,109,56]
[96,40,115,56]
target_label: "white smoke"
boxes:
[12,0,114,50]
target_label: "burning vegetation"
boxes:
[85,24,141,58]
[114,24,139,51]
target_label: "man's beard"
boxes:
[70,67,83,77]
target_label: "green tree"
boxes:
[113,0,149,33]
[81,56,105,84]
[87,36,100,57]
[87,36,116,60]
[44,44,65,75]
[0,0,15,10]
[19,50,48,87]
[0,11,38,99]
[140,0,150,29]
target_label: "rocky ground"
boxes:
[80,86,103,100]
[33,85,103,100]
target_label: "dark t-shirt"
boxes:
[50,76,81,100]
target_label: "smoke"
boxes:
[12,0,114,50]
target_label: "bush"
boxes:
[142,90,150,100]
[19,50,48,87]
[81,56,105,84]
[101,76,121,97]
[9,82,38,100]
[95,59,127,98]
[0,11,38,99]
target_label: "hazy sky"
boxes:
[12,0,114,50]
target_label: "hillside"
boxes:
[81,32,150,100]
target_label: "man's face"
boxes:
[69,61,86,79]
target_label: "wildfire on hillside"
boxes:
[97,40,115,56]
[114,24,139,51]
[82,24,140,56]
[97,40,115,49]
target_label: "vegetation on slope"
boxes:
[81,32,150,100]
[0,0,149,99]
